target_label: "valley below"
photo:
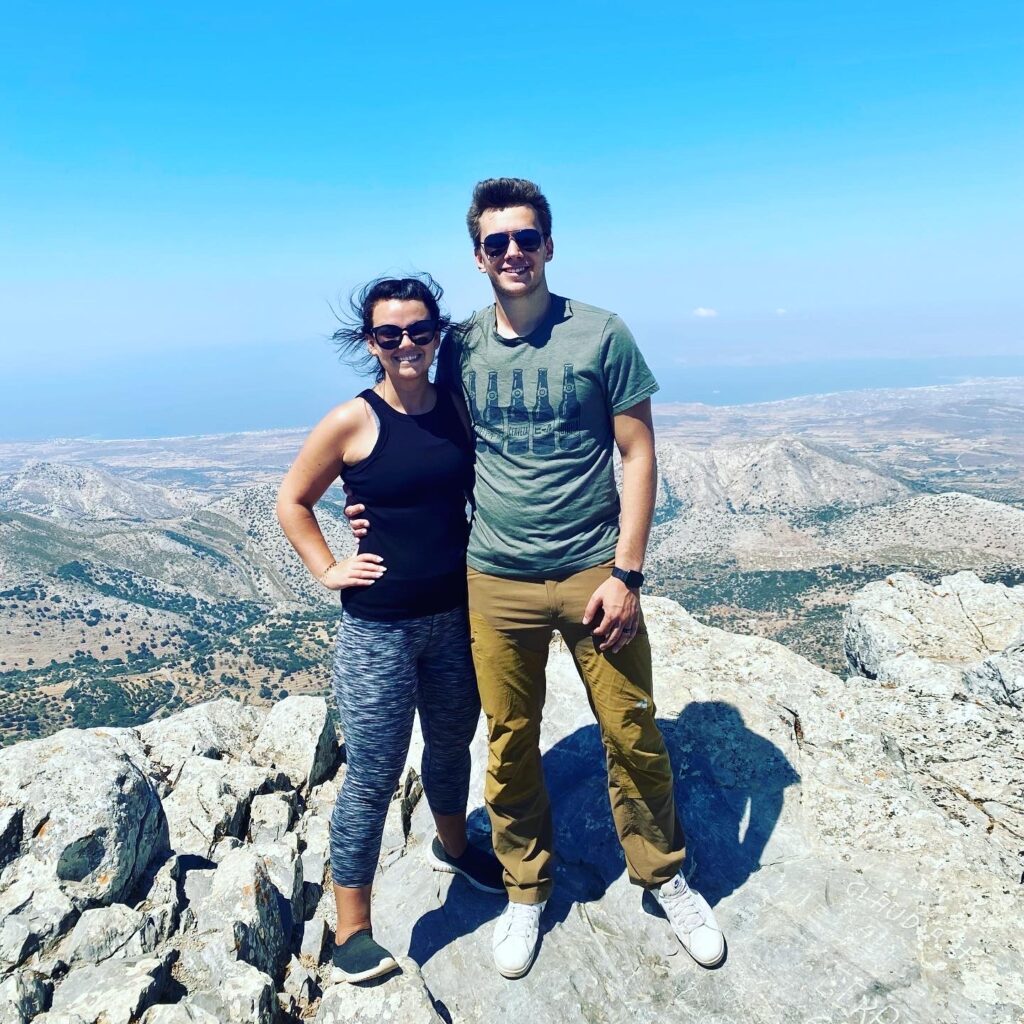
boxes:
[0,377,1022,746]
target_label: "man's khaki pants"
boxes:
[468,562,685,904]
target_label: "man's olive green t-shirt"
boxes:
[436,295,659,578]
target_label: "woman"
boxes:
[276,276,502,984]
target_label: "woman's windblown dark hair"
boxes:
[331,274,451,382]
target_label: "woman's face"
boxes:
[367,299,439,384]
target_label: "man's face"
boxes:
[474,205,554,300]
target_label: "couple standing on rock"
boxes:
[277,177,725,984]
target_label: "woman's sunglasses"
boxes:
[368,319,438,350]
[480,229,545,260]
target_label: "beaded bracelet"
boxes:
[317,560,339,586]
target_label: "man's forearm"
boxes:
[615,449,657,571]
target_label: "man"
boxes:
[351,178,724,977]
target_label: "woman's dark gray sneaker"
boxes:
[331,929,399,984]
[427,836,505,893]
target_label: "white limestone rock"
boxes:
[176,948,276,1024]
[139,1001,220,1023]
[282,954,318,1003]
[961,635,1024,708]
[0,806,22,872]
[844,570,1024,677]
[314,957,443,1023]
[133,853,184,917]
[0,968,52,1023]
[48,951,172,1024]
[161,756,286,859]
[353,593,1023,1024]
[193,847,287,980]
[249,695,339,793]
[248,791,295,845]
[136,699,267,771]
[0,855,78,972]
[0,728,165,907]
[57,904,158,966]
[252,839,304,938]
[300,917,329,965]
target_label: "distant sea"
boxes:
[652,355,1024,407]
[2,350,1023,442]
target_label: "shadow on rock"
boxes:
[408,699,798,966]
[666,701,801,905]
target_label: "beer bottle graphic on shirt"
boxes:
[466,370,488,454]
[557,363,581,450]
[481,371,504,453]
[506,368,531,455]
[531,368,556,455]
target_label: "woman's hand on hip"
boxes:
[322,553,386,590]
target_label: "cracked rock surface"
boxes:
[0,585,1020,1023]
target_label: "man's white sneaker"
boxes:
[653,871,725,967]
[492,899,546,978]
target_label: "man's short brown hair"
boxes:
[466,178,553,248]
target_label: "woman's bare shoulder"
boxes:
[316,394,375,438]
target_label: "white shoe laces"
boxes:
[503,902,541,940]
[660,879,705,932]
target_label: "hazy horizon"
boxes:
[3,3,1021,442]
[2,355,1022,445]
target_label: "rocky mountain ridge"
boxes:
[649,490,1024,570]
[653,435,913,517]
[0,481,356,606]
[0,463,204,523]
[0,571,1020,1023]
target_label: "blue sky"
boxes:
[1,2,1022,439]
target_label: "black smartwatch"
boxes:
[611,566,645,590]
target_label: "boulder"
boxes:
[314,957,443,1023]
[0,856,77,971]
[249,696,339,793]
[356,594,1024,1023]
[48,951,172,1024]
[282,954,318,1004]
[961,636,1024,708]
[306,777,342,821]
[2,586,1022,1022]
[844,570,1024,677]
[0,969,52,1023]
[133,853,184,918]
[57,904,158,966]
[193,847,287,980]
[248,792,295,845]
[0,807,22,872]
[300,917,329,965]
[0,729,165,907]
[179,868,216,933]
[175,945,276,1024]
[252,839,304,937]
[298,816,330,922]
[139,1001,220,1023]
[161,756,286,859]
[136,700,267,772]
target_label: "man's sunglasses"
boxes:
[368,319,438,350]
[480,229,545,260]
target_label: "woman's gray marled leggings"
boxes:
[329,605,480,887]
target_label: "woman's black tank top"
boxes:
[339,388,473,621]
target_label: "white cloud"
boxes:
[775,308,787,315]
[692,307,718,318]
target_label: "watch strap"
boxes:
[611,566,645,589]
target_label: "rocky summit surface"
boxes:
[0,574,1020,1023]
